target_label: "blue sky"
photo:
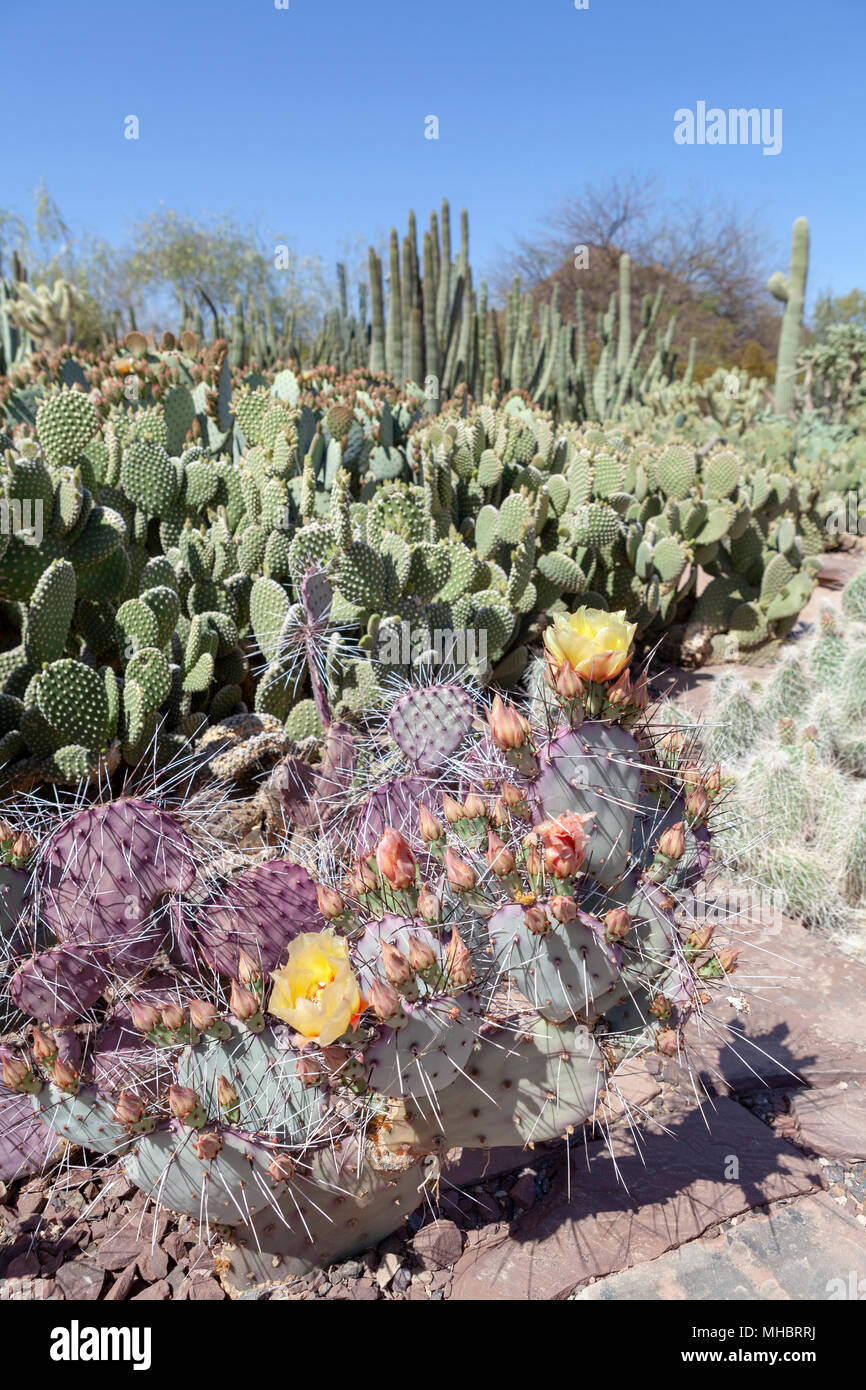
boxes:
[2,0,863,310]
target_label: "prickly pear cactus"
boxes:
[0,607,739,1289]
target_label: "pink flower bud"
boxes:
[442,793,464,825]
[51,1058,79,1093]
[11,832,34,860]
[631,671,650,711]
[486,831,515,877]
[113,1090,145,1126]
[237,949,262,985]
[418,804,444,842]
[380,939,412,987]
[268,1153,296,1184]
[537,814,590,879]
[715,947,740,975]
[445,926,474,986]
[463,789,487,820]
[375,828,417,891]
[686,785,710,820]
[552,660,584,701]
[315,883,345,919]
[416,883,441,923]
[160,1002,185,1032]
[129,1000,161,1034]
[658,822,686,861]
[31,1027,57,1063]
[524,906,549,936]
[217,1074,239,1111]
[492,798,510,828]
[2,1053,32,1092]
[686,924,715,951]
[703,764,721,795]
[193,1131,222,1162]
[295,1053,323,1087]
[606,669,632,707]
[501,781,523,809]
[229,981,259,1022]
[487,695,529,750]
[168,1084,200,1121]
[549,895,578,924]
[368,977,403,1022]
[188,1000,219,1032]
[445,848,476,891]
[406,933,436,972]
[603,908,632,942]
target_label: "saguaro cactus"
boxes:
[769,217,809,414]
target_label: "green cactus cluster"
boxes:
[666,582,866,953]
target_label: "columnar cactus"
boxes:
[0,608,739,1288]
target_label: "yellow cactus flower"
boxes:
[543,606,636,682]
[268,929,364,1045]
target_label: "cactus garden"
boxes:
[1,0,865,1314]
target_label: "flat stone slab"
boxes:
[790,1085,866,1162]
[673,902,866,1095]
[449,1099,819,1301]
[575,1191,866,1300]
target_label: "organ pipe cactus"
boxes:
[0,609,739,1288]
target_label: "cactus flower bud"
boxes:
[547,658,584,701]
[681,762,701,787]
[315,883,345,919]
[501,781,522,809]
[463,789,487,820]
[168,1084,201,1122]
[487,695,529,750]
[549,895,578,924]
[113,1090,146,1126]
[416,883,441,923]
[658,822,686,861]
[160,1002,185,1032]
[51,1057,79,1094]
[368,977,404,1023]
[0,817,14,844]
[445,926,474,987]
[380,939,412,987]
[686,924,715,951]
[524,906,549,936]
[31,1026,57,1064]
[375,827,417,890]
[444,848,476,891]
[631,671,650,711]
[268,1153,296,1184]
[406,933,437,972]
[418,804,444,842]
[715,947,740,975]
[129,1000,161,1034]
[442,792,464,825]
[492,797,510,827]
[229,980,259,1022]
[216,1074,239,1113]
[2,1053,34,1092]
[703,764,721,795]
[295,1053,323,1087]
[193,1131,223,1162]
[655,1028,679,1057]
[686,785,710,820]
[603,908,632,942]
[237,949,262,985]
[525,844,543,877]
[537,814,591,879]
[606,668,632,707]
[649,994,672,1020]
[188,1000,219,1032]
[11,832,34,860]
[486,831,515,876]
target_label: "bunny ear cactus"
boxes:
[0,605,741,1290]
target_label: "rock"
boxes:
[510,1174,537,1211]
[92,1240,144,1272]
[104,1262,139,1302]
[595,1057,662,1122]
[55,1259,105,1301]
[790,1086,866,1161]
[412,1219,464,1271]
[137,1247,169,1282]
[186,1275,226,1300]
[443,1146,540,1186]
[330,1283,378,1300]
[575,1192,866,1300]
[4,1252,40,1279]
[132,1279,172,1300]
[162,1232,190,1265]
[17,1191,46,1218]
[391,1266,412,1293]
[450,1100,819,1301]
[330,1259,362,1283]
[375,1252,401,1289]
[675,906,866,1093]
